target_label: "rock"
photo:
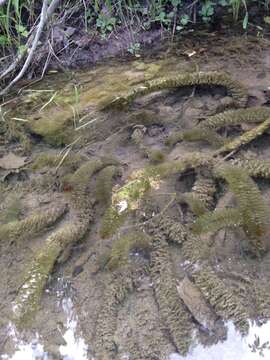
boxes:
[0,153,27,170]
[176,276,218,332]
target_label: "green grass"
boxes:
[0,0,268,86]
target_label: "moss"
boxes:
[192,207,242,234]
[215,165,270,255]
[0,204,67,242]
[99,207,127,239]
[0,194,23,223]
[150,233,193,355]
[67,157,119,211]
[28,108,75,146]
[107,231,151,270]
[193,266,249,334]
[4,120,32,153]
[165,131,184,147]
[148,149,165,164]
[94,268,134,359]
[102,71,247,110]
[31,152,83,172]
[112,175,152,208]
[95,165,119,205]
[216,117,270,155]
[14,219,89,326]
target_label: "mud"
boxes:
[1,33,270,360]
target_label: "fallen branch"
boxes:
[0,0,60,96]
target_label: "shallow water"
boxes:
[1,296,88,360]
[171,321,270,360]
[1,33,270,360]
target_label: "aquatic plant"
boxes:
[151,216,188,246]
[230,158,270,180]
[215,165,270,255]
[216,117,270,155]
[13,219,90,326]
[102,71,247,110]
[106,231,151,270]
[100,153,213,239]
[0,204,67,242]
[168,107,270,148]
[192,207,242,234]
[95,165,120,204]
[13,158,120,326]
[199,107,270,131]
[131,127,165,163]
[94,268,134,359]
[150,233,193,355]
[193,266,249,334]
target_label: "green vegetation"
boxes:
[0,1,269,95]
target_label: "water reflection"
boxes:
[170,321,270,360]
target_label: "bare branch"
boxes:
[0,0,60,96]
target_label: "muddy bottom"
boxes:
[1,33,270,360]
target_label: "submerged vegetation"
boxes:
[2,15,270,357]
